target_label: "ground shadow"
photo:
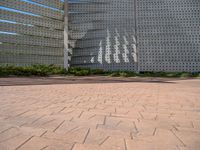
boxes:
[0,76,195,86]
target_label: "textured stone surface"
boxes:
[0,77,200,150]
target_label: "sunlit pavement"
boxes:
[0,77,200,150]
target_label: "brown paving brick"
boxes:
[100,136,125,150]
[72,143,103,150]
[193,120,200,130]
[18,136,73,150]
[126,139,180,150]
[84,129,109,145]
[43,127,90,143]
[0,134,31,150]
[0,77,200,150]
[126,139,156,150]
[173,129,200,150]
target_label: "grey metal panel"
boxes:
[72,47,99,57]
[0,34,63,48]
[0,53,63,66]
[69,0,137,71]
[1,0,199,71]
[70,0,133,3]
[31,0,64,9]
[0,9,64,30]
[69,22,105,31]
[71,55,98,65]
[69,0,200,72]
[138,26,200,35]
[138,62,200,72]
[0,22,63,39]
[69,3,134,12]
[0,0,65,67]
[0,43,63,56]
[137,0,200,72]
[69,29,107,40]
[1,0,64,20]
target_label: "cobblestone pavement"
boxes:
[0,77,200,150]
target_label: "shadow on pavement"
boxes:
[0,76,192,86]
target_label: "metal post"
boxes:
[64,0,68,69]
[134,0,139,73]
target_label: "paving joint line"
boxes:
[53,120,65,132]
[15,136,34,150]
[99,136,110,146]
[82,128,90,144]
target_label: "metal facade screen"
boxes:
[69,0,138,71]
[0,0,200,72]
[68,0,200,72]
[0,0,65,66]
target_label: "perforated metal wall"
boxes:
[0,0,65,67]
[69,0,200,72]
[137,0,200,72]
[1,0,199,72]
[68,0,138,71]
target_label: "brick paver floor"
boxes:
[0,77,200,150]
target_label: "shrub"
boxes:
[192,72,200,78]
[138,72,196,78]
[68,67,91,76]
[108,71,136,77]
[91,69,104,75]
[109,72,120,77]
[0,65,199,78]
[0,64,67,77]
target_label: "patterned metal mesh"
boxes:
[1,0,199,72]
[0,0,65,66]
[69,0,138,71]
[137,0,200,72]
[69,0,200,72]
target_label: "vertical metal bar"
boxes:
[134,0,139,73]
[64,0,68,69]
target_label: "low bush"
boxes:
[139,72,198,78]
[91,69,104,75]
[192,72,200,78]
[68,67,91,76]
[108,71,137,77]
[0,65,199,78]
[0,64,67,77]
[109,72,120,77]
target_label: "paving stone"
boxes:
[0,134,31,150]
[18,136,73,150]
[43,127,90,143]
[72,143,102,150]
[0,77,199,150]
[84,129,109,145]
[126,139,180,150]
[173,129,200,150]
[100,136,125,150]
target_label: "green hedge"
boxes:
[0,65,199,78]
[138,72,200,78]
[68,67,105,76]
[0,65,67,77]
[68,68,199,78]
